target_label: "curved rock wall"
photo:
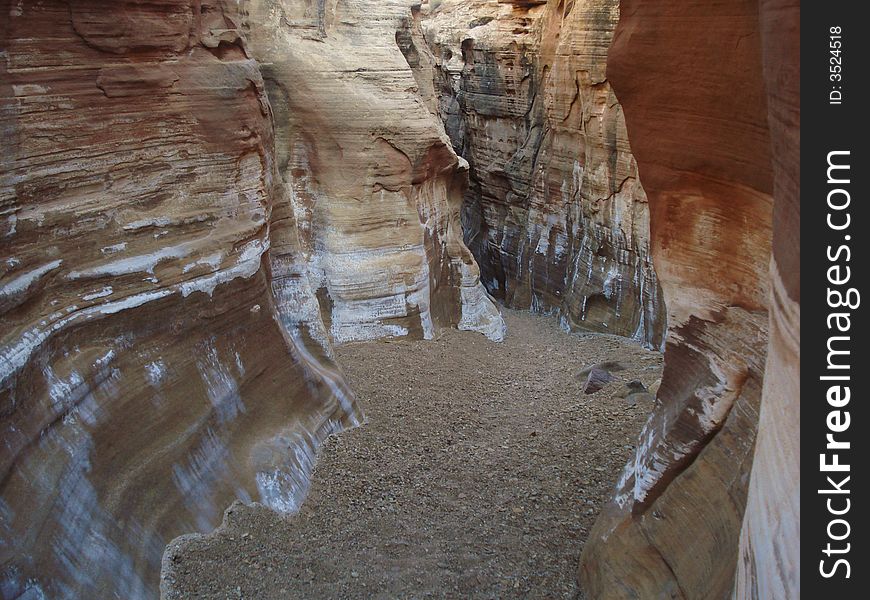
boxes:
[0,2,364,597]
[734,0,800,596]
[1,0,506,595]
[579,0,799,597]
[244,0,506,345]
[420,0,665,348]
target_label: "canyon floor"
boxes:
[162,309,662,599]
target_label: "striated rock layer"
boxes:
[419,0,666,348]
[0,0,503,597]
[0,2,355,597]
[579,0,799,598]
[734,0,800,596]
[243,0,506,345]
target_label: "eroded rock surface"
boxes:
[419,0,665,348]
[0,1,505,597]
[243,0,506,345]
[578,0,800,598]
[0,2,366,597]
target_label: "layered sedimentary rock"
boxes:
[420,0,665,348]
[734,1,800,596]
[0,2,357,597]
[1,0,503,597]
[243,0,505,345]
[579,0,799,597]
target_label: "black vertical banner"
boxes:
[803,3,869,596]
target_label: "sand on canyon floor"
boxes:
[161,309,663,599]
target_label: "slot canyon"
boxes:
[1,0,799,599]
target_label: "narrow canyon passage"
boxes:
[2,0,800,596]
[162,309,662,598]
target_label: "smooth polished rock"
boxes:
[1,2,363,597]
[578,0,799,598]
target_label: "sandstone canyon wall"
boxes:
[0,0,504,597]
[420,0,666,348]
[0,2,357,597]
[578,0,799,598]
[735,0,800,596]
[1,0,800,597]
[242,0,506,345]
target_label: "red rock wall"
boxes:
[1,1,360,597]
[579,0,799,597]
[734,0,800,596]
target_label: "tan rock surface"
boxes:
[244,0,506,345]
[420,0,665,348]
[579,0,799,598]
[0,2,364,597]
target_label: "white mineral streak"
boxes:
[406,249,436,340]
[179,238,268,298]
[66,244,192,279]
[144,360,167,387]
[254,418,344,514]
[196,343,245,425]
[0,259,63,299]
[182,252,223,274]
[122,216,172,231]
[81,287,113,301]
[1,234,269,386]
[626,345,737,505]
[27,402,148,598]
[171,427,235,532]
[1,289,166,387]
[457,263,506,342]
[45,366,85,415]
[312,246,432,344]
[269,257,334,357]
[100,243,127,254]
[233,352,245,377]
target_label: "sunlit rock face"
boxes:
[243,0,506,345]
[419,0,665,348]
[579,0,799,597]
[0,1,361,597]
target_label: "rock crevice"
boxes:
[418,0,666,348]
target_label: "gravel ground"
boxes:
[162,309,663,599]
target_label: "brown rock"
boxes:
[0,1,362,597]
[421,0,666,348]
[578,0,799,598]
[581,367,615,395]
